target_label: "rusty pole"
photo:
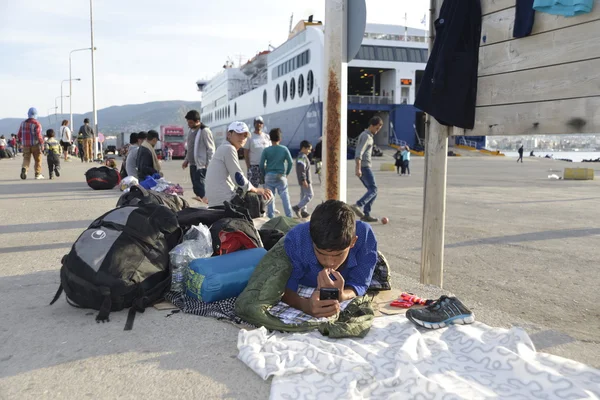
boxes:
[322,0,348,201]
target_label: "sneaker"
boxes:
[274,209,281,215]
[292,206,302,218]
[35,174,45,180]
[54,168,60,177]
[49,175,54,180]
[406,295,475,329]
[300,211,310,218]
[350,204,365,219]
[20,168,27,180]
[361,215,378,223]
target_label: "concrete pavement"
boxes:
[1,153,599,399]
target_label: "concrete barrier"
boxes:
[563,168,594,180]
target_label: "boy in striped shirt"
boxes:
[45,129,61,180]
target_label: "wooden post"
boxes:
[322,0,348,201]
[420,0,447,287]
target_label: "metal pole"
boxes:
[90,0,98,159]
[322,0,348,201]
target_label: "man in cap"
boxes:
[182,110,215,203]
[243,116,271,188]
[205,121,272,208]
[17,107,45,179]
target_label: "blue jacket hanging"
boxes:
[533,0,594,16]
[414,0,482,130]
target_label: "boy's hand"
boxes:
[317,269,345,293]
[302,180,309,188]
[306,290,340,318]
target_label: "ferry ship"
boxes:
[196,17,432,154]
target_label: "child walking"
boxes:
[292,140,313,219]
[45,129,61,179]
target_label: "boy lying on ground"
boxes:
[235,200,379,337]
[282,200,378,317]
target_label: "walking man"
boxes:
[243,116,271,188]
[350,116,383,223]
[17,107,45,180]
[78,118,94,162]
[517,145,524,163]
[182,110,215,203]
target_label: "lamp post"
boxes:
[90,0,99,157]
[61,78,80,120]
[69,47,92,129]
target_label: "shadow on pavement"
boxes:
[0,220,91,235]
[0,242,74,253]
[445,228,600,248]
[0,182,93,195]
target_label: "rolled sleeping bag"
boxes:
[185,247,267,303]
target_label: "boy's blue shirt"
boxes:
[283,221,378,296]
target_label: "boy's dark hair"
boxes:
[147,130,159,141]
[369,116,383,127]
[300,140,312,150]
[269,128,282,142]
[129,132,138,144]
[185,110,200,121]
[46,129,55,138]
[137,131,148,140]
[310,200,356,250]
[83,118,90,124]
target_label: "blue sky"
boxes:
[0,0,428,119]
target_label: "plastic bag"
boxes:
[169,223,213,292]
[119,176,139,191]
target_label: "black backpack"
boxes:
[177,201,252,232]
[50,204,183,330]
[116,185,189,212]
[209,218,263,255]
[86,166,121,190]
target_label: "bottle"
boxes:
[169,253,189,292]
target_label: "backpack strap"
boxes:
[95,287,112,323]
[124,273,171,331]
[49,284,63,305]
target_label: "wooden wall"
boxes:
[452,0,600,136]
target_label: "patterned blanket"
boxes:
[238,314,600,399]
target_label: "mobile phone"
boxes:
[320,287,339,301]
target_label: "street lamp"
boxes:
[89,0,99,158]
[69,47,93,129]
[61,78,81,119]
[55,96,70,129]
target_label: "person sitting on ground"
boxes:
[259,128,294,218]
[205,121,272,208]
[281,200,378,318]
[104,158,118,169]
[136,129,162,180]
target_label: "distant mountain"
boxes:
[0,100,201,135]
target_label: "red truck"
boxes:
[160,125,186,159]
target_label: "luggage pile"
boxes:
[50,192,281,330]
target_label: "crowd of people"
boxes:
[6,106,391,222]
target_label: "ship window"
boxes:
[307,70,314,95]
[298,74,304,97]
[290,77,296,100]
[296,54,301,67]
[275,84,281,103]
[283,80,288,102]
[228,105,230,117]
[263,89,267,107]
[306,50,310,65]
[234,103,237,116]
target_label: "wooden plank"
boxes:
[481,3,600,47]
[479,20,600,76]
[461,96,600,136]
[481,0,515,16]
[477,58,600,106]
[421,117,448,287]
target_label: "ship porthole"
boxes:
[263,89,267,107]
[298,74,304,98]
[275,84,281,104]
[234,103,237,116]
[307,70,314,95]
[290,77,296,100]
[283,81,288,102]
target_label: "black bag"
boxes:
[209,218,263,255]
[86,166,121,190]
[178,201,252,232]
[50,204,183,330]
[230,190,265,219]
[258,229,285,251]
[116,185,188,212]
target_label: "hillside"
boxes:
[0,100,201,134]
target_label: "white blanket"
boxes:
[238,314,600,400]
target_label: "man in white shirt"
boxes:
[206,121,272,208]
[243,116,271,188]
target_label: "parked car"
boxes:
[104,145,117,155]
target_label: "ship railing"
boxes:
[458,137,478,148]
[348,95,393,105]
